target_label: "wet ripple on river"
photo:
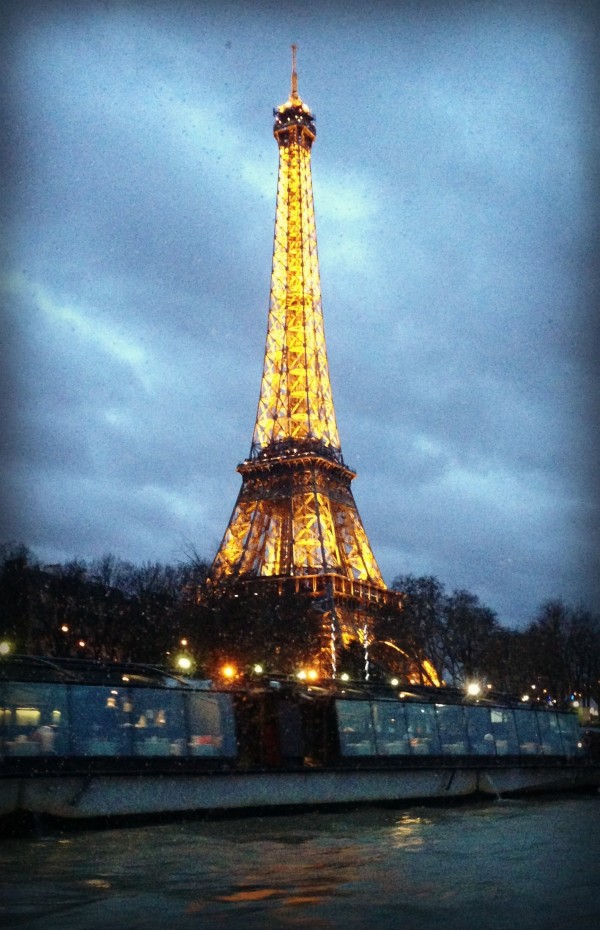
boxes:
[1,795,599,929]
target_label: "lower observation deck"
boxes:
[207,571,403,611]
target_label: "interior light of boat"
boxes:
[122,675,130,682]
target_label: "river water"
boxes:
[1,795,599,929]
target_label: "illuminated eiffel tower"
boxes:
[207,49,401,675]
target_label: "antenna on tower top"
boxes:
[291,44,299,101]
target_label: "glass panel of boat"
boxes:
[405,703,441,754]
[0,675,587,766]
[1,682,69,756]
[335,699,376,755]
[435,704,469,754]
[0,681,238,760]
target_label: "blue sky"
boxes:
[1,0,598,626]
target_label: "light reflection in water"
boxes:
[389,813,431,849]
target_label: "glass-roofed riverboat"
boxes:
[1,655,598,828]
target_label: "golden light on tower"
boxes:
[252,53,339,456]
[206,48,403,674]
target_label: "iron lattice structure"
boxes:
[207,51,401,667]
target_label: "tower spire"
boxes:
[290,43,299,102]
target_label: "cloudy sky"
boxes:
[1,0,598,627]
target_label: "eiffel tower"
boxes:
[206,49,401,676]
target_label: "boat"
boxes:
[1,654,598,829]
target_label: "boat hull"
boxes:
[2,762,598,822]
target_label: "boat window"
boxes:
[513,709,541,755]
[0,682,69,757]
[435,704,468,754]
[489,708,519,755]
[536,712,564,755]
[130,688,186,757]
[187,692,237,758]
[405,703,441,754]
[69,685,133,756]
[335,699,376,755]
[556,712,584,756]
[372,701,410,755]
[465,706,496,755]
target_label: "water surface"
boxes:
[2,795,599,929]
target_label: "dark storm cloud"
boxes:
[1,0,598,625]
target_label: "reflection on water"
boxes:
[1,796,599,929]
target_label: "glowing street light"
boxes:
[466,682,481,697]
